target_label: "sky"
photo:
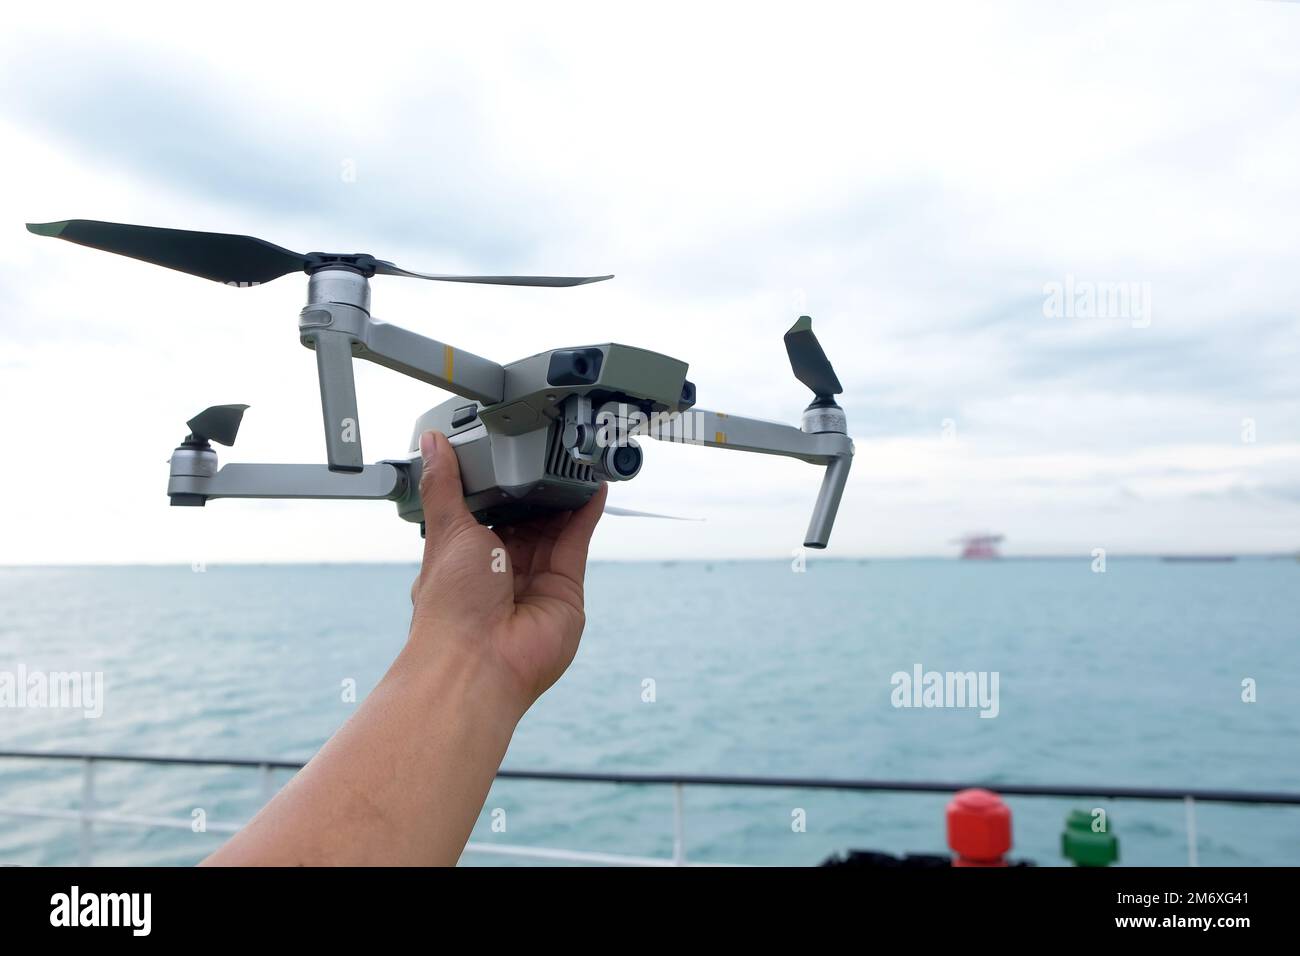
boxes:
[0,0,1298,563]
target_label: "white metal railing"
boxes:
[2,749,1298,866]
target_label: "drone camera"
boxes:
[593,441,643,482]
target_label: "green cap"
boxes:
[1062,809,1120,867]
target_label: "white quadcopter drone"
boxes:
[27,220,854,547]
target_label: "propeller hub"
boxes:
[303,252,379,277]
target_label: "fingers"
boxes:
[543,483,607,585]
[496,525,540,586]
[522,510,572,577]
[418,431,474,548]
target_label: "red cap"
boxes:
[946,788,1012,866]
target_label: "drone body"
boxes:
[405,342,691,528]
[28,219,854,547]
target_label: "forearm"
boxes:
[203,640,522,866]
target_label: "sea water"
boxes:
[0,559,1296,866]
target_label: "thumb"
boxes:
[418,430,474,537]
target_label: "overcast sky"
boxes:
[1,0,1298,563]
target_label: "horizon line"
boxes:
[2,552,1298,570]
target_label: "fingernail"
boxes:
[419,430,437,468]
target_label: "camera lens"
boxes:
[595,441,642,481]
[612,445,640,475]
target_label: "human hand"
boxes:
[406,430,608,719]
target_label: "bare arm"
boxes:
[203,430,607,866]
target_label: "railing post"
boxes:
[79,758,96,867]
[1184,795,1198,867]
[259,763,275,804]
[671,783,686,866]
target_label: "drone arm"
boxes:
[644,407,854,549]
[168,462,412,503]
[647,408,849,464]
[356,319,505,406]
[299,298,506,474]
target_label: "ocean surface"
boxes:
[0,559,1296,867]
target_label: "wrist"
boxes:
[392,633,530,734]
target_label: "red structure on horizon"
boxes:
[953,533,1004,559]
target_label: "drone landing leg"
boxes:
[304,328,365,473]
[803,454,852,550]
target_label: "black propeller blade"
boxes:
[28,221,308,285]
[372,261,612,287]
[783,315,843,399]
[186,404,249,446]
[26,219,612,288]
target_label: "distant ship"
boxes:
[953,533,1004,560]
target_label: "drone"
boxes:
[27,219,854,548]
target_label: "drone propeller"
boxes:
[26,220,613,288]
[185,404,248,447]
[783,315,843,400]
[370,261,609,287]
[605,506,703,521]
